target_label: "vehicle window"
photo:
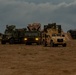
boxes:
[57,34,61,36]
[46,35,49,37]
[25,32,38,36]
[52,34,56,36]
[62,35,65,37]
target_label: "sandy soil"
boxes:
[0,40,76,75]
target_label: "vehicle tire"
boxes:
[9,38,14,44]
[37,42,41,45]
[37,43,39,45]
[62,43,66,47]
[25,42,27,45]
[1,40,6,44]
[54,44,58,47]
[25,42,32,45]
[29,43,32,45]
[43,41,47,47]
[50,41,54,47]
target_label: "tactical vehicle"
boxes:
[24,23,41,45]
[24,31,41,45]
[42,23,67,47]
[67,30,76,39]
[1,25,26,44]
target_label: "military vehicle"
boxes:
[42,23,67,47]
[67,30,76,39]
[23,23,41,45]
[0,33,3,41]
[1,25,26,44]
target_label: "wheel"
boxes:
[9,38,14,44]
[37,43,39,45]
[1,40,6,44]
[62,43,66,47]
[50,41,54,47]
[37,42,41,45]
[28,43,32,45]
[25,42,28,45]
[54,44,58,47]
[43,41,47,47]
[25,42,32,45]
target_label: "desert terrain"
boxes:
[0,40,76,75]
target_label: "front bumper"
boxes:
[23,37,41,43]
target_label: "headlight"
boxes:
[24,38,27,40]
[35,38,39,40]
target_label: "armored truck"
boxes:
[24,23,42,45]
[42,23,67,47]
[1,25,26,44]
[24,31,41,45]
[67,30,76,39]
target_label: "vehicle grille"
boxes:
[57,39,63,42]
[28,38,35,41]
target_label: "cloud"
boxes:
[15,0,75,4]
[0,0,76,33]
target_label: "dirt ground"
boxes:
[0,40,76,75]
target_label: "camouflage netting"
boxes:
[4,25,16,34]
[27,23,41,31]
[44,23,62,34]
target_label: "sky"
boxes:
[0,0,76,33]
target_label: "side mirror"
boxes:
[62,35,65,37]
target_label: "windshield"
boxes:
[57,34,61,36]
[52,34,56,36]
[25,32,39,36]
